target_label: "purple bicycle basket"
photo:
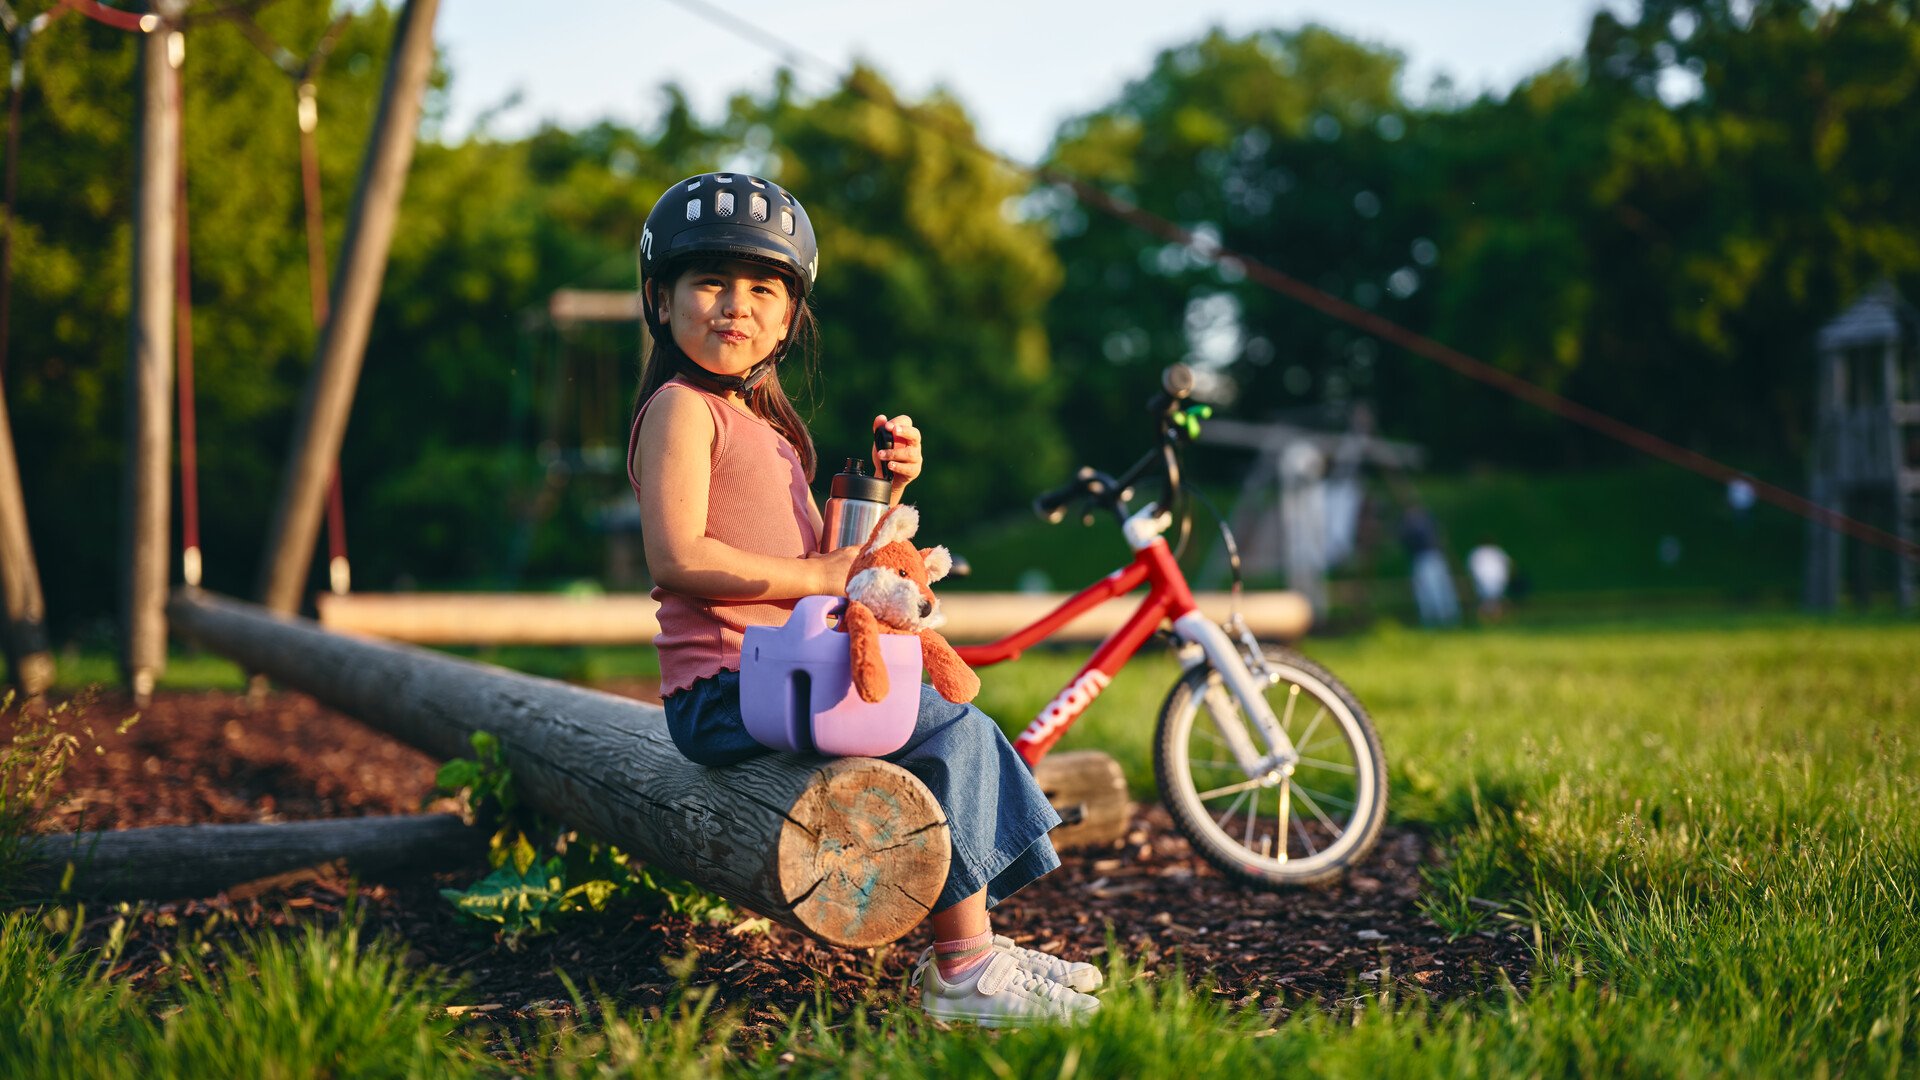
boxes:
[740,595,922,757]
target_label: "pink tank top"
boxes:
[628,379,820,695]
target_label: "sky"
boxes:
[421,0,1617,162]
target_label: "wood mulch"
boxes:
[4,688,1530,1044]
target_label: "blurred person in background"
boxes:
[1399,506,1460,627]
[1467,537,1513,622]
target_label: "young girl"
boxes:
[627,172,1101,1027]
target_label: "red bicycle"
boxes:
[954,365,1387,888]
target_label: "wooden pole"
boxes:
[120,14,181,705]
[256,0,439,615]
[18,812,476,901]
[312,589,1314,646]
[168,589,951,948]
[0,376,52,695]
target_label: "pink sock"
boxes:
[933,930,994,981]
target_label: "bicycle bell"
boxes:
[820,426,894,551]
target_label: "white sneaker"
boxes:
[917,951,1101,1027]
[991,935,1104,993]
[914,938,1105,995]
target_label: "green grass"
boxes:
[9,613,1918,1075]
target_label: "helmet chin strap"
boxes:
[661,333,785,396]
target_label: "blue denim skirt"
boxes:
[663,669,1061,913]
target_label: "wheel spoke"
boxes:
[1214,788,1251,832]
[1196,775,1269,801]
[1277,780,1291,862]
[1290,780,1342,835]
[1294,707,1327,755]
[1244,785,1260,850]
[1294,756,1357,775]
[1293,784,1355,811]
[1291,810,1319,856]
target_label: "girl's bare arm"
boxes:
[637,391,856,600]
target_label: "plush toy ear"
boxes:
[920,545,953,583]
[868,504,919,549]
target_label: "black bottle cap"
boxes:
[829,459,891,503]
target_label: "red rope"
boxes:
[59,0,147,33]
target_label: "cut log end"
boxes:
[1034,749,1133,852]
[778,758,950,948]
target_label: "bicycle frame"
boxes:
[954,505,1295,769]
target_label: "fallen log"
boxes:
[18,813,477,902]
[1031,750,1133,852]
[167,588,950,948]
[315,589,1312,646]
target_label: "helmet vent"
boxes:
[685,198,702,221]
[749,193,769,222]
[748,176,766,188]
[715,191,736,218]
[780,209,795,235]
[715,173,734,183]
[684,178,702,190]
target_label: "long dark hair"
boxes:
[629,264,820,481]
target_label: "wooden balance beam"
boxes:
[315,589,1311,646]
[167,589,951,948]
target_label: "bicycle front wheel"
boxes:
[1154,645,1386,888]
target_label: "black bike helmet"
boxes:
[639,171,818,327]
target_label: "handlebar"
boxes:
[1031,364,1212,529]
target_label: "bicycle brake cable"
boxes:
[1189,484,1275,680]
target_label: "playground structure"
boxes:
[1197,408,1425,618]
[1805,283,1919,612]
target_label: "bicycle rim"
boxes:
[1154,646,1386,888]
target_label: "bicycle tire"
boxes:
[1154,644,1387,888]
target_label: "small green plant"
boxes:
[0,693,96,900]
[432,731,735,945]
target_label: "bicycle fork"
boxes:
[1171,612,1300,780]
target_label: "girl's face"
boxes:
[658,259,794,378]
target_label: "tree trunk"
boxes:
[168,589,950,948]
[1032,750,1132,851]
[0,379,53,695]
[18,813,477,901]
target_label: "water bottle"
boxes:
[820,427,894,551]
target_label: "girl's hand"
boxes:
[874,414,923,499]
[808,543,862,594]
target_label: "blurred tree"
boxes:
[1041,26,1418,474]
[735,64,1066,537]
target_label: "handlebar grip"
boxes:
[1033,484,1076,524]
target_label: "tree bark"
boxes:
[18,813,477,901]
[0,378,53,695]
[1032,749,1132,851]
[256,0,440,616]
[168,589,951,948]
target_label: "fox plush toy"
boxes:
[841,505,980,706]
